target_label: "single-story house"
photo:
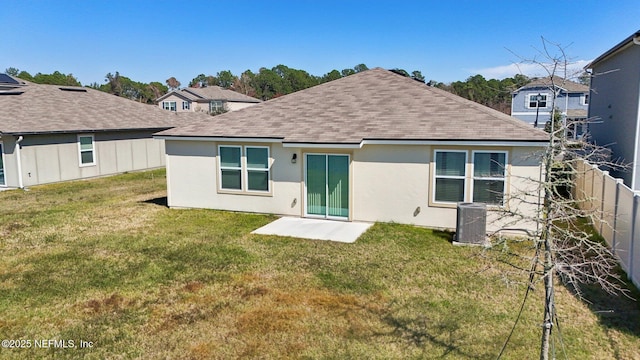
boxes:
[155,68,549,232]
[156,86,261,114]
[0,75,210,189]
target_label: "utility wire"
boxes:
[553,304,569,359]
[496,247,540,359]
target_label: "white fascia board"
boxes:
[282,142,362,149]
[361,139,549,147]
[512,111,553,116]
[154,136,283,143]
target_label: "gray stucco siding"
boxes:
[588,43,640,189]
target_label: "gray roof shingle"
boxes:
[158,68,548,144]
[157,86,261,104]
[517,76,589,93]
[0,83,212,135]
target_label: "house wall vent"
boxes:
[455,203,487,245]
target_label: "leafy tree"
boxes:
[101,71,166,103]
[390,68,410,77]
[17,71,34,82]
[5,67,19,76]
[232,70,256,96]
[189,74,207,88]
[216,70,237,89]
[148,81,168,99]
[321,69,342,83]
[411,70,425,82]
[12,70,82,86]
[577,71,591,86]
[166,77,181,90]
[341,68,356,77]
[354,63,369,73]
[253,67,286,100]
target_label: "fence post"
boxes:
[612,179,621,252]
[630,192,640,283]
[600,171,609,235]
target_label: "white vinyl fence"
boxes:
[574,160,640,289]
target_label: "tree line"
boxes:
[5,65,541,113]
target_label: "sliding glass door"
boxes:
[305,154,349,219]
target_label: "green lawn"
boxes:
[0,169,638,359]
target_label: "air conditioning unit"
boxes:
[455,203,487,245]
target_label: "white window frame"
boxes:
[209,100,224,113]
[580,94,589,105]
[218,145,243,192]
[162,101,177,111]
[0,141,5,186]
[78,134,96,167]
[471,151,508,206]
[182,101,190,110]
[217,145,271,194]
[245,146,270,193]
[526,93,549,109]
[433,149,468,204]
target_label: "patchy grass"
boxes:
[0,169,638,359]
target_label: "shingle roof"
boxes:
[157,86,261,103]
[0,83,212,135]
[158,68,548,144]
[517,76,589,93]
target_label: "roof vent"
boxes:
[59,87,87,92]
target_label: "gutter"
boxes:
[16,136,24,189]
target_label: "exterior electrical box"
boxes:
[455,203,487,245]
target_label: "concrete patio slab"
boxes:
[251,217,373,243]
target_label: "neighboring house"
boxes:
[511,77,589,138]
[585,30,640,190]
[156,86,261,114]
[155,68,548,232]
[0,75,210,189]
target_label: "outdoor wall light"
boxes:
[291,153,297,163]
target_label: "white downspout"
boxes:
[16,136,24,189]
[633,36,640,189]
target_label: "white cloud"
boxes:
[471,59,592,80]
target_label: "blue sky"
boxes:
[3,1,639,86]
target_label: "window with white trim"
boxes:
[182,101,190,110]
[162,101,177,111]
[209,100,224,113]
[433,150,508,206]
[78,135,96,166]
[218,145,270,192]
[581,94,589,105]
[434,150,467,203]
[246,147,269,191]
[527,93,548,108]
[472,151,507,206]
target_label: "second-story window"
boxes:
[162,101,177,111]
[581,94,589,105]
[182,101,190,110]
[527,94,548,108]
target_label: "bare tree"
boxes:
[165,76,181,91]
[494,37,629,360]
